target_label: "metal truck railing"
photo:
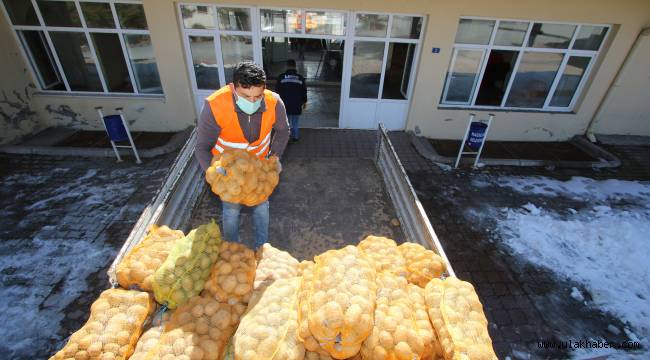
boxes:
[375,124,455,277]
[108,125,455,285]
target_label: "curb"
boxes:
[0,127,192,159]
[409,132,621,169]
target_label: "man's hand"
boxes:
[269,155,282,173]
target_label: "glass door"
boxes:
[259,8,347,128]
[341,13,424,130]
[179,4,259,114]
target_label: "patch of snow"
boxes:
[608,325,621,335]
[473,176,650,203]
[469,175,650,358]
[570,287,585,302]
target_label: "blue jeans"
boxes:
[288,114,300,140]
[222,200,269,249]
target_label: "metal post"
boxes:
[454,113,475,168]
[117,108,142,164]
[96,107,122,162]
[473,114,494,168]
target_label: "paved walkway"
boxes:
[0,153,175,359]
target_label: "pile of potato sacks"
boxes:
[205,149,280,207]
[52,221,497,360]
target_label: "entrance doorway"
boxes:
[262,37,343,127]
[178,5,424,130]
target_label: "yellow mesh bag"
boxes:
[203,241,256,304]
[116,225,185,291]
[305,351,334,360]
[206,149,280,207]
[152,221,222,309]
[254,243,300,290]
[424,277,497,360]
[49,289,154,360]
[398,242,446,287]
[357,236,408,277]
[129,309,172,360]
[297,261,327,355]
[307,245,377,359]
[232,277,305,360]
[407,283,437,359]
[360,273,434,360]
[145,294,246,360]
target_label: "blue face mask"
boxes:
[236,96,262,115]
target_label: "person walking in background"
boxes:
[276,59,307,143]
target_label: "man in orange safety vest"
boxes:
[195,61,290,249]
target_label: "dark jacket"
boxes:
[276,69,307,115]
[195,89,290,172]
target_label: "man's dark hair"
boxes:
[286,59,297,68]
[232,61,266,88]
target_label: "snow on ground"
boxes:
[0,167,141,358]
[472,176,650,358]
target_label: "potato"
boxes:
[203,242,256,303]
[358,236,408,278]
[152,221,222,309]
[305,246,377,359]
[398,242,446,287]
[116,225,185,291]
[49,289,153,360]
[206,149,281,206]
[424,277,497,360]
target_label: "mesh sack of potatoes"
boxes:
[297,261,328,355]
[203,241,256,304]
[49,289,154,360]
[357,236,408,278]
[407,283,437,359]
[254,243,300,290]
[424,277,497,360]
[152,221,222,309]
[129,310,173,360]
[145,294,246,360]
[398,242,446,287]
[117,225,185,291]
[205,149,280,207]
[307,245,377,359]
[360,273,434,360]
[232,277,305,360]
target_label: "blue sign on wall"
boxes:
[432,47,441,54]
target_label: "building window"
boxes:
[441,18,610,111]
[1,0,163,95]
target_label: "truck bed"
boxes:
[188,157,404,260]
[108,126,454,284]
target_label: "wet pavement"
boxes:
[0,152,176,359]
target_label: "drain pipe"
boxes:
[585,27,650,142]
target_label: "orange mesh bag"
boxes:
[254,243,300,290]
[203,241,256,304]
[206,149,280,207]
[305,352,334,360]
[232,277,305,360]
[116,225,185,291]
[398,242,446,287]
[129,310,172,360]
[424,277,497,360]
[49,289,154,360]
[357,236,408,277]
[407,283,437,359]
[145,294,246,360]
[307,245,377,359]
[360,273,434,360]
[152,221,222,309]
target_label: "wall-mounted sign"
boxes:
[432,47,441,54]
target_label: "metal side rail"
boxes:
[375,124,456,277]
[107,128,204,286]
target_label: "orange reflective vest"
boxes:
[207,85,277,159]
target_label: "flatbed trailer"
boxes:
[108,125,454,283]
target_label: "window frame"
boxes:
[0,0,163,96]
[440,16,611,112]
